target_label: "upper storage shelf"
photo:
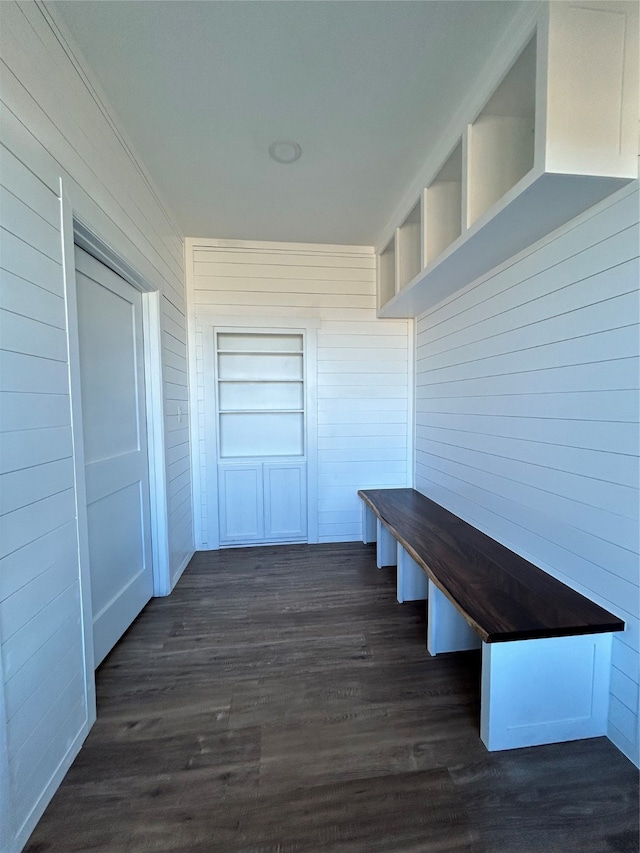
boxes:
[377,1,638,319]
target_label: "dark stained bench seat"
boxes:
[358,487,624,751]
[358,488,623,643]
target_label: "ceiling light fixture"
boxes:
[268,140,302,164]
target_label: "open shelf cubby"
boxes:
[378,235,396,308]
[425,141,462,265]
[397,198,422,290]
[468,36,536,227]
[376,2,637,319]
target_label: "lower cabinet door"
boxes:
[218,461,307,545]
[218,464,264,544]
[264,462,307,541]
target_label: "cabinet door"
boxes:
[264,463,307,541]
[218,464,264,544]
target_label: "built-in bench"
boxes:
[358,488,624,752]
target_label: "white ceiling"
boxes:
[51,1,524,246]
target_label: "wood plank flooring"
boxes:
[26,543,639,853]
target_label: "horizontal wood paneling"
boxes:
[7,639,82,760]
[193,262,374,281]
[1,228,63,295]
[188,240,410,547]
[0,309,67,362]
[0,352,69,396]
[12,687,86,827]
[0,3,192,849]
[415,421,636,487]
[1,582,79,682]
[0,270,65,328]
[0,458,75,517]
[192,248,375,267]
[1,555,77,643]
[0,392,71,433]
[417,357,639,399]
[4,614,81,723]
[0,187,61,262]
[194,289,376,310]
[195,277,374,295]
[414,184,640,767]
[0,145,59,225]
[0,521,77,602]
[197,306,376,324]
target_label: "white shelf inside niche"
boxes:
[425,141,462,265]
[377,1,638,319]
[377,235,396,309]
[467,36,536,228]
[397,199,422,290]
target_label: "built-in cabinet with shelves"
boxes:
[215,331,307,545]
[377,1,638,318]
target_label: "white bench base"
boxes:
[425,580,613,750]
[362,501,430,602]
[480,633,612,751]
[361,503,614,752]
[427,580,480,655]
[397,547,429,603]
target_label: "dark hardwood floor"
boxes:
[26,543,639,853]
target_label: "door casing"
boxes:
[74,245,154,666]
[60,189,171,700]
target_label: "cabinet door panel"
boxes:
[218,464,264,543]
[264,463,307,540]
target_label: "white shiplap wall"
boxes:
[186,239,411,547]
[0,3,192,849]
[414,185,640,766]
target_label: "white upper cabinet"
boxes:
[378,0,639,318]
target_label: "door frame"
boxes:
[60,185,171,696]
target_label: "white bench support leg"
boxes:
[361,503,377,544]
[376,520,396,568]
[397,545,429,604]
[480,633,612,751]
[427,580,481,656]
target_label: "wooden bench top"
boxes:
[358,488,624,644]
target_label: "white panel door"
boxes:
[75,247,153,667]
